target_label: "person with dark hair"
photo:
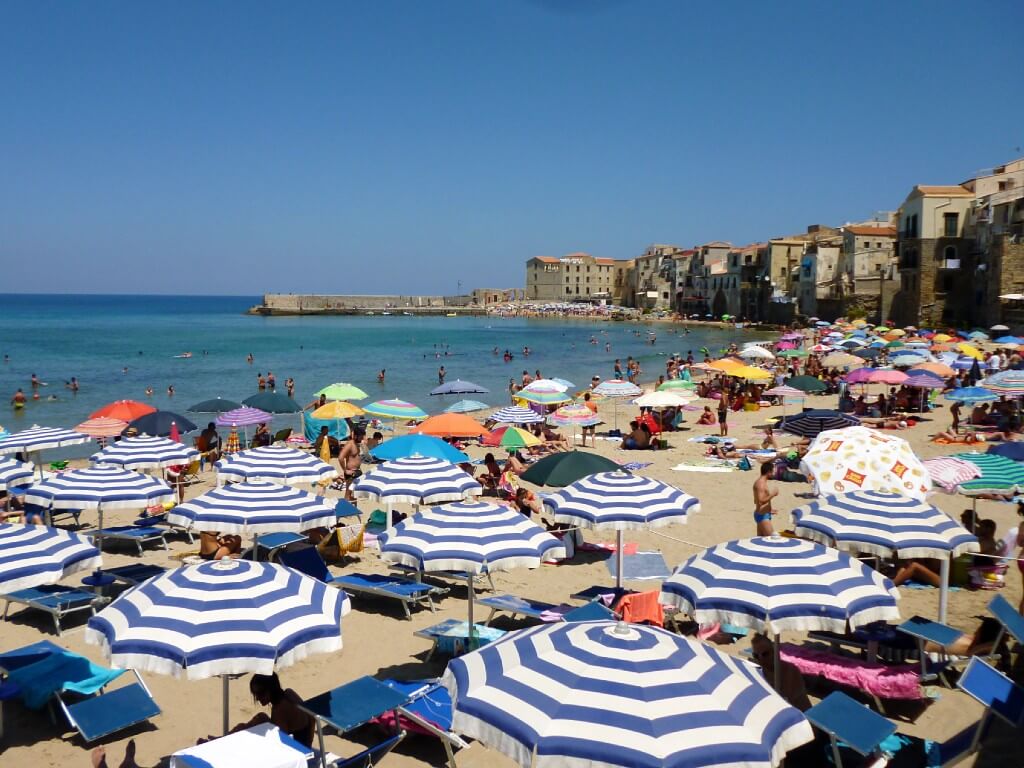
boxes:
[203,673,314,747]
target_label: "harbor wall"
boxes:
[249,293,483,315]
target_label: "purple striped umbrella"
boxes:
[215,407,272,427]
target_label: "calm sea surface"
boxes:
[0,294,769,437]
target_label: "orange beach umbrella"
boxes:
[412,413,488,438]
[91,400,157,422]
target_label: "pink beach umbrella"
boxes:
[923,457,982,494]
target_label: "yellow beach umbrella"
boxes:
[313,401,365,420]
[707,358,743,372]
[956,343,984,361]
[731,365,772,381]
[933,333,952,343]
[887,328,906,338]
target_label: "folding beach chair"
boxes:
[300,676,412,768]
[414,619,507,660]
[317,522,366,564]
[0,641,160,744]
[332,573,445,620]
[563,600,619,622]
[479,594,561,625]
[134,508,195,544]
[2,584,98,635]
[375,679,468,768]
[806,658,1024,767]
[86,525,168,556]
[29,503,82,528]
[389,563,496,592]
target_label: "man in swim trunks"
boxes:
[752,461,778,536]
[10,389,26,408]
[339,430,364,501]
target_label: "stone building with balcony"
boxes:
[525,252,628,303]
[890,185,975,327]
[630,244,686,310]
[683,241,731,317]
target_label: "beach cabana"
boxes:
[544,471,699,588]
[792,491,978,622]
[443,620,813,768]
[86,559,348,734]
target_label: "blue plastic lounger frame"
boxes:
[104,563,168,587]
[86,526,168,556]
[2,585,97,635]
[332,573,444,620]
[478,594,559,625]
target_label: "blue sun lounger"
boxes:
[2,584,98,635]
[105,563,168,587]
[244,531,308,562]
[389,563,496,592]
[86,526,168,556]
[0,640,160,744]
[806,657,1024,767]
[414,619,507,660]
[479,594,561,625]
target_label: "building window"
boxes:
[942,273,955,293]
[943,212,959,237]
[943,245,957,261]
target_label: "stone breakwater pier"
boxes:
[248,294,486,316]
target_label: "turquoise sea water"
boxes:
[0,294,769,437]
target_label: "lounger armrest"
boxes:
[805,691,895,756]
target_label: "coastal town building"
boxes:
[829,220,898,321]
[630,244,686,310]
[685,241,731,316]
[472,288,526,306]
[525,252,628,303]
[890,184,975,327]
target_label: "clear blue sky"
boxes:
[2,1,1022,295]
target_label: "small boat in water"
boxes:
[174,352,193,359]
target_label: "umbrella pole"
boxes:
[466,573,476,650]
[222,675,230,735]
[252,533,259,561]
[773,633,782,693]
[615,529,624,589]
[939,556,950,624]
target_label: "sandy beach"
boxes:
[2,395,1020,768]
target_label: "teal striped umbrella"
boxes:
[515,389,572,406]
[980,370,1024,397]
[363,399,428,420]
[954,452,1024,496]
[445,400,489,414]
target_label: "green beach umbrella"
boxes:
[886,341,905,349]
[955,453,1024,496]
[784,375,827,394]
[658,380,696,392]
[777,349,808,358]
[520,450,621,487]
[316,382,368,401]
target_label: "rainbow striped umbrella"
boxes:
[363,399,428,420]
[516,389,571,406]
[548,403,600,427]
[980,370,1024,397]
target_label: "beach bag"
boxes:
[737,457,753,471]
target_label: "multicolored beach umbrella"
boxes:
[548,403,601,428]
[167,481,337,536]
[980,369,1024,397]
[954,452,1024,496]
[363,399,428,421]
[74,417,129,439]
[353,456,482,506]
[592,379,643,398]
[0,457,34,491]
[215,445,338,486]
[515,389,572,406]
[215,406,272,427]
[91,435,200,470]
[86,558,348,734]
[801,426,931,499]
[482,425,541,450]
[544,471,699,588]
[0,523,101,594]
[490,405,545,425]
[443,621,813,768]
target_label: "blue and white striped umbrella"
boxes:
[792,491,979,559]
[91,435,200,470]
[490,405,545,425]
[0,523,101,594]
[0,426,91,479]
[166,481,337,536]
[544,472,699,530]
[86,558,348,733]
[24,463,173,512]
[443,620,813,768]
[0,425,91,455]
[215,445,338,486]
[379,501,566,628]
[0,457,35,491]
[545,472,699,587]
[661,536,900,634]
[379,501,565,574]
[352,456,482,506]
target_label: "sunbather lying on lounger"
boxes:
[750,633,811,711]
[923,616,1010,662]
[199,531,241,560]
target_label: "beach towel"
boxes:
[616,591,664,627]
[8,651,125,710]
[602,541,639,556]
[779,643,922,701]
[606,551,671,581]
[618,461,653,471]
[671,464,734,473]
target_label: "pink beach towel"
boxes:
[779,642,922,700]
